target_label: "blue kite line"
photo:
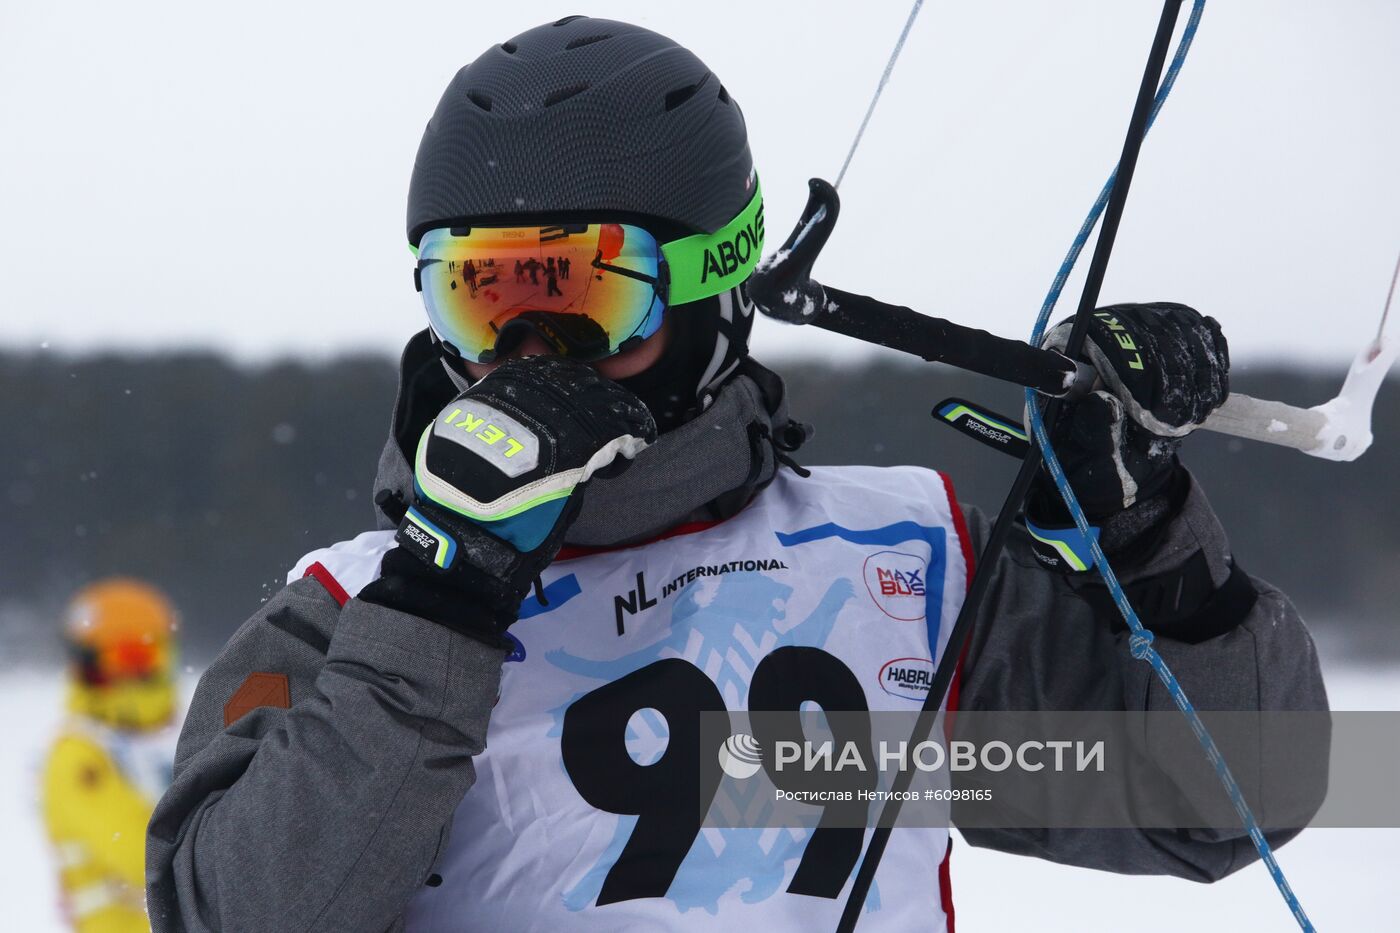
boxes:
[1025,2,1315,930]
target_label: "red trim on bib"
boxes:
[939,835,957,932]
[304,561,351,607]
[939,471,977,709]
[938,472,978,593]
[940,470,975,763]
[938,472,973,929]
[555,519,723,562]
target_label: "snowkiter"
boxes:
[147,16,1327,932]
[46,578,179,932]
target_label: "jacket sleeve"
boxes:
[954,469,1329,881]
[145,573,505,933]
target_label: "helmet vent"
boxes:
[565,33,611,50]
[500,41,518,54]
[544,83,589,107]
[717,84,731,104]
[553,15,587,26]
[664,73,710,112]
[467,91,492,112]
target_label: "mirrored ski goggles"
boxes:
[413,181,763,363]
[67,641,166,687]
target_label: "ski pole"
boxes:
[751,178,1096,399]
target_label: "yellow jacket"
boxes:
[42,720,176,932]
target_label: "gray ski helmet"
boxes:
[407,15,755,247]
[409,16,760,430]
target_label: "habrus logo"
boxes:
[879,657,934,701]
[863,549,927,621]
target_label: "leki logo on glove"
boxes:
[433,403,540,477]
[1093,311,1146,371]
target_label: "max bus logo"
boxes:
[862,549,927,621]
[879,657,934,701]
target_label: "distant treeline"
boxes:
[2,351,1396,664]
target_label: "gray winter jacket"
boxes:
[145,333,1328,932]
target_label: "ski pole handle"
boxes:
[1200,335,1396,461]
[815,284,1097,397]
[750,179,1096,399]
[1202,394,1331,453]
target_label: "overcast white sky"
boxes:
[2,1,1397,365]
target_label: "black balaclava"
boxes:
[616,285,756,432]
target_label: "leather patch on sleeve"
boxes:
[224,672,291,727]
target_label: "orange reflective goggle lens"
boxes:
[416,223,667,363]
[68,641,164,686]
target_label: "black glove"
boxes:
[360,356,657,646]
[1030,302,1229,524]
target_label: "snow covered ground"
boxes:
[954,658,1399,931]
[2,658,1393,931]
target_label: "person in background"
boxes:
[463,259,478,298]
[544,259,563,297]
[43,579,181,933]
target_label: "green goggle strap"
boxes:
[660,179,764,306]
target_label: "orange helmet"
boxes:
[64,579,179,728]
